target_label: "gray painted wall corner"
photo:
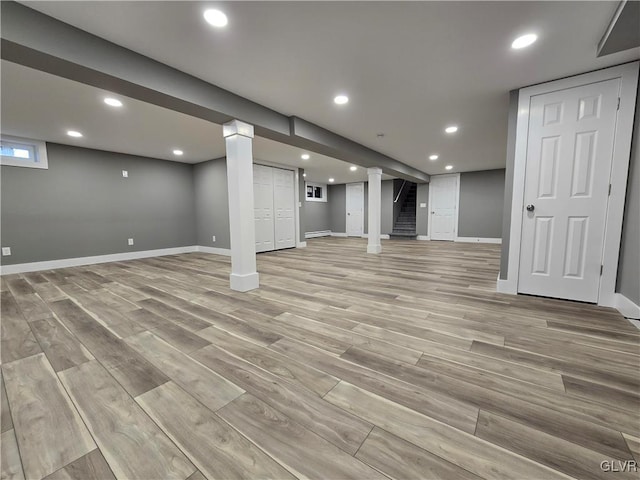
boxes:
[499,90,519,280]
[193,157,230,249]
[458,169,505,238]
[1,143,197,264]
[616,82,640,305]
[416,183,429,236]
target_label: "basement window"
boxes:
[306,182,327,202]
[0,135,48,169]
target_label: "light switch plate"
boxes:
[420,203,427,208]
[127,238,134,246]
[1,247,11,256]
[122,170,128,178]
[212,236,216,242]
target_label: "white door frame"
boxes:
[427,173,460,240]
[254,160,303,248]
[345,182,365,236]
[503,62,638,308]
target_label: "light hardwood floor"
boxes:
[1,237,639,480]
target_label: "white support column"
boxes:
[367,167,383,254]
[223,120,259,292]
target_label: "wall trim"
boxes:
[614,293,640,319]
[196,246,232,256]
[0,246,199,275]
[305,230,332,238]
[455,237,502,244]
[297,241,307,248]
[496,275,517,294]
[416,235,430,241]
[505,62,639,305]
[0,245,239,274]
[331,232,348,237]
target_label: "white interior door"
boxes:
[518,78,619,302]
[346,182,364,237]
[430,174,459,241]
[273,167,296,250]
[253,164,274,253]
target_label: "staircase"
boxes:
[391,183,417,238]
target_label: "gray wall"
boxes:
[328,184,346,233]
[1,143,196,264]
[325,181,391,235]
[458,169,505,238]
[305,201,331,232]
[416,183,429,236]
[298,168,306,242]
[381,180,393,234]
[500,90,519,279]
[616,83,640,306]
[193,158,230,249]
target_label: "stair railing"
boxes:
[394,180,407,203]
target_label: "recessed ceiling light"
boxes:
[173,149,184,156]
[511,33,537,49]
[445,165,453,170]
[203,9,228,27]
[445,126,458,134]
[334,95,349,105]
[350,166,357,171]
[67,130,83,138]
[104,97,123,107]
[429,154,439,160]
[301,153,310,160]
[329,178,335,182]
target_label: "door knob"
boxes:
[526,204,535,212]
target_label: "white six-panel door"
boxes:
[253,164,275,253]
[346,182,364,237]
[273,167,296,249]
[430,174,459,241]
[518,78,619,302]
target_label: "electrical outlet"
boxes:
[1,247,11,256]
[128,238,134,246]
[420,203,427,208]
[122,170,128,178]
[212,236,216,243]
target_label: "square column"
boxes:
[223,120,259,292]
[367,167,383,254]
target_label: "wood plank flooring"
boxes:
[1,237,639,479]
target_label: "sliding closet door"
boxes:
[273,168,296,249]
[253,164,275,253]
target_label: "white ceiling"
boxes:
[9,2,640,176]
[1,61,383,184]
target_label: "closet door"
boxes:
[253,164,275,252]
[273,168,296,250]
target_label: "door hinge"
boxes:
[608,184,612,196]
[617,97,620,110]
[600,265,604,276]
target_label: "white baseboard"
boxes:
[330,232,348,237]
[196,246,232,256]
[297,241,307,248]
[0,246,200,275]
[614,293,640,319]
[455,237,502,244]
[496,275,517,294]
[361,234,390,240]
[305,230,331,239]
[416,235,430,241]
